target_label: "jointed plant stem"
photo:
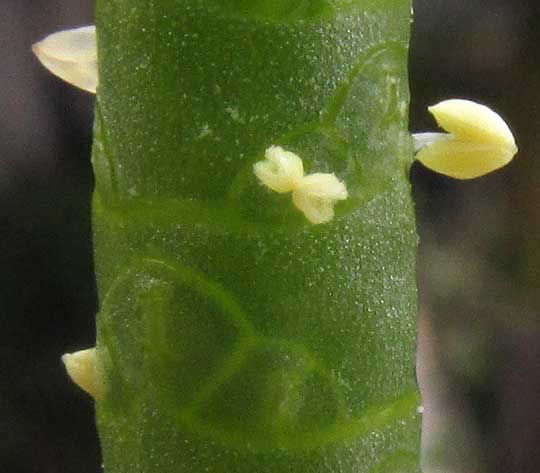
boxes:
[92,2,420,472]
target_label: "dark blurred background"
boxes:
[1,1,539,472]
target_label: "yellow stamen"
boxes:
[414,99,518,179]
[32,26,97,93]
[254,146,348,224]
[62,347,102,400]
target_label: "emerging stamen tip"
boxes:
[62,347,102,400]
[32,25,98,93]
[413,99,518,179]
[253,145,304,194]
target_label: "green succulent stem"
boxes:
[92,1,420,472]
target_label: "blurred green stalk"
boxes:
[92,1,420,472]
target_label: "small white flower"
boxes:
[32,25,98,93]
[413,99,518,179]
[62,347,102,400]
[254,146,348,224]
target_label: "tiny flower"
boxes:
[254,146,348,224]
[32,25,98,93]
[62,347,102,400]
[413,99,518,179]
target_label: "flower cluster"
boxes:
[32,29,518,218]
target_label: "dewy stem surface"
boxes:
[92,1,420,472]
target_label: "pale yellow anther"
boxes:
[293,173,348,224]
[254,146,348,224]
[62,347,102,400]
[254,145,304,193]
[414,99,518,179]
[32,26,97,93]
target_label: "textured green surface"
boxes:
[92,1,420,472]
